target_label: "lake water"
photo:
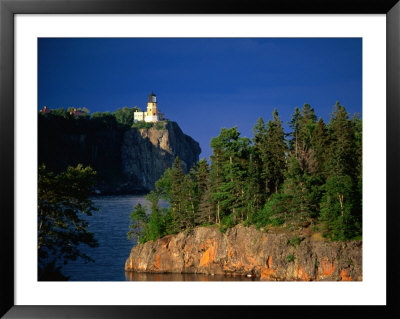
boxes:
[61,195,256,281]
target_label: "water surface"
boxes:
[61,195,256,281]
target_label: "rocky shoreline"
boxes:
[125,224,362,281]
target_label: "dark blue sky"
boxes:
[38,38,362,160]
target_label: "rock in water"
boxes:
[125,225,362,281]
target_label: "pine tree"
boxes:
[127,203,148,243]
[310,117,329,177]
[319,175,359,240]
[264,109,287,195]
[169,156,186,232]
[244,149,265,222]
[319,102,362,240]
[210,127,250,223]
[181,174,197,229]
[288,107,301,156]
[252,117,268,195]
[298,103,317,150]
[326,102,357,177]
[197,185,215,225]
[192,159,215,225]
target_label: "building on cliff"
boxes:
[133,92,165,123]
[40,106,51,114]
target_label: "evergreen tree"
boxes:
[133,103,362,243]
[197,185,215,225]
[192,159,215,225]
[252,117,268,195]
[288,107,301,156]
[210,127,250,223]
[155,167,173,202]
[281,155,322,223]
[310,117,329,177]
[264,109,287,195]
[244,149,265,222]
[127,203,148,243]
[319,175,360,240]
[325,102,357,178]
[319,102,362,240]
[169,157,186,232]
[180,174,197,229]
[38,164,98,280]
[298,104,317,147]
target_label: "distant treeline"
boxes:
[128,102,362,243]
[38,106,166,131]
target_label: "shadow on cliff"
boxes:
[38,116,201,194]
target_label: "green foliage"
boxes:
[155,121,166,130]
[271,217,285,227]
[129,102,362,244]
[210,127,251,223]
[287,237,303,247]
[250,192,289,227]
[286,254,295,263]
[219,214,236,233]
[132,121,154,129]
[113,106,135,127]
[127,203,148,242]
[319,174,361,240]
[38,164,98,280]
[39,106,141,131]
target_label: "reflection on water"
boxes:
[125,272,258,281]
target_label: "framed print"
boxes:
[1,0,399,318]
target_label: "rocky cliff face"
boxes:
[125,225,362,281]
[120,121,201,191]
[39,121,201,193]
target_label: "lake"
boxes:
[61,195,256,281]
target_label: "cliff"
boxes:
[39,120,201,193]
[125,225,362,281]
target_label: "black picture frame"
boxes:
[1,0,399,318]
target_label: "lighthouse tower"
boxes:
[133,92,164,123]
[145,92,163,122]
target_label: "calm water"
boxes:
[61,195,255,281]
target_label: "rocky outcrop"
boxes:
[39,120,201,193]
[121,121,200,191]
[125,225,362,281]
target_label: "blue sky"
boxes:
[38,38,362,160]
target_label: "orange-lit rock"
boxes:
[267,256,273,268]
[320,259,335,277]
[199,245,217,267]
[125,225,362,281]
[295,266,311,281]
[260,266,277,281]
[340,269,352,281]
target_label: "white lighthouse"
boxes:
[134,92,164,123]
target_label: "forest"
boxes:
[128,102,362,243]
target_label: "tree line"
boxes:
[39,106,166,132]
[128,102,362,243]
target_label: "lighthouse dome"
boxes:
[148,92,157,103]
